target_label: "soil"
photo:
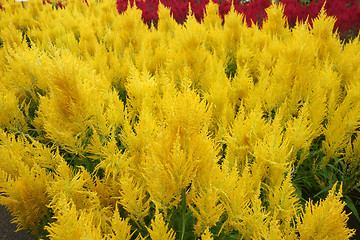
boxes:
[0,205,34,240]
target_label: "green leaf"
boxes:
[314,182,337,199]
[343,195,360,224]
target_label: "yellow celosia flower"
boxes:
[235,192,269,239]
[262,3,289,38]
[157,3,178,35]
[253,117,292,187]
[34,48,123,155]
[0,164,51,235]
[105,206,134,240]
[47,160,97,211]
[0,0,359,238]
[297,183,355,240]
[189,186,224,235]
[118,174,150,225]
[203,2,222,30]
[225,104,268,171]
[267,173,301,236]
[147,212,176,240]
[200,228,213,240]
[285,104,317,163]
[46,194,102,240]
[0,85,28,132]
[312,6,341,60]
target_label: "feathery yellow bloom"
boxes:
[189,186,224,235]
[105,206,134,240]
[46,194,102,240]
[147,212,176,240]
[297,183,355,240]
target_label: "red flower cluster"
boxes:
[234,0,270,26]
[136,0,159,23]
[117,0,135,14]
[117,0,360,38]
[326,0,360,37]
[117,0,210,24]
[282,0,360,38]
[212,0,231,20]
[116,0,270,25]
[190,0,209,22]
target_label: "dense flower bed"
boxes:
[0,0,359,239]
[115,0,360,39]
[2,0,358,38]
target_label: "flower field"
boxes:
[0,0,360,239]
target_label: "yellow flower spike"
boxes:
[0,85,28,132]
[121,107,161,169]
[306,85,327,136]
[0,43,47,104]
[322,92,360,165]
[0,130,61,178]
[285,103,317,164]
[253,116,292,188]
[118,174,150,225]
[262,3,289,39]
[147,211,176,240]
[223,4,246,52]
[105,205,134,240]
[125,67,158,118]
[260,218,290,240]
[226,103,270,171]
[158,3,178,34]
[218,163,262,233]
[297,183,355,240]
[79,21,98,56]
[200,228,214,240]
[225,108,252,171]
[337,37,360,86]
[0,164,52,235]
[34,47,121,155]
[267,173,301,236]
[47,161,97,211]
[45,194,102,240]
[112,4,147,53]
[92,135,130,183]
[311,5,342,61]
[189,186,224,235]
[236,191,269,239]
[203,62,235,139]
[203,1,222,30]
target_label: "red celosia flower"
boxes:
[168,0,190,24]
[57,1,65,8]
[190,0,209,22]
[326,0,360,35]
[282,0,306,27]
[234,0,270,27]
[42,0,52,5]
[280,0,360,38]
[117,0,129,13]
[136,0,159,24]
[117,0,135,14]
[216,0,231,20]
